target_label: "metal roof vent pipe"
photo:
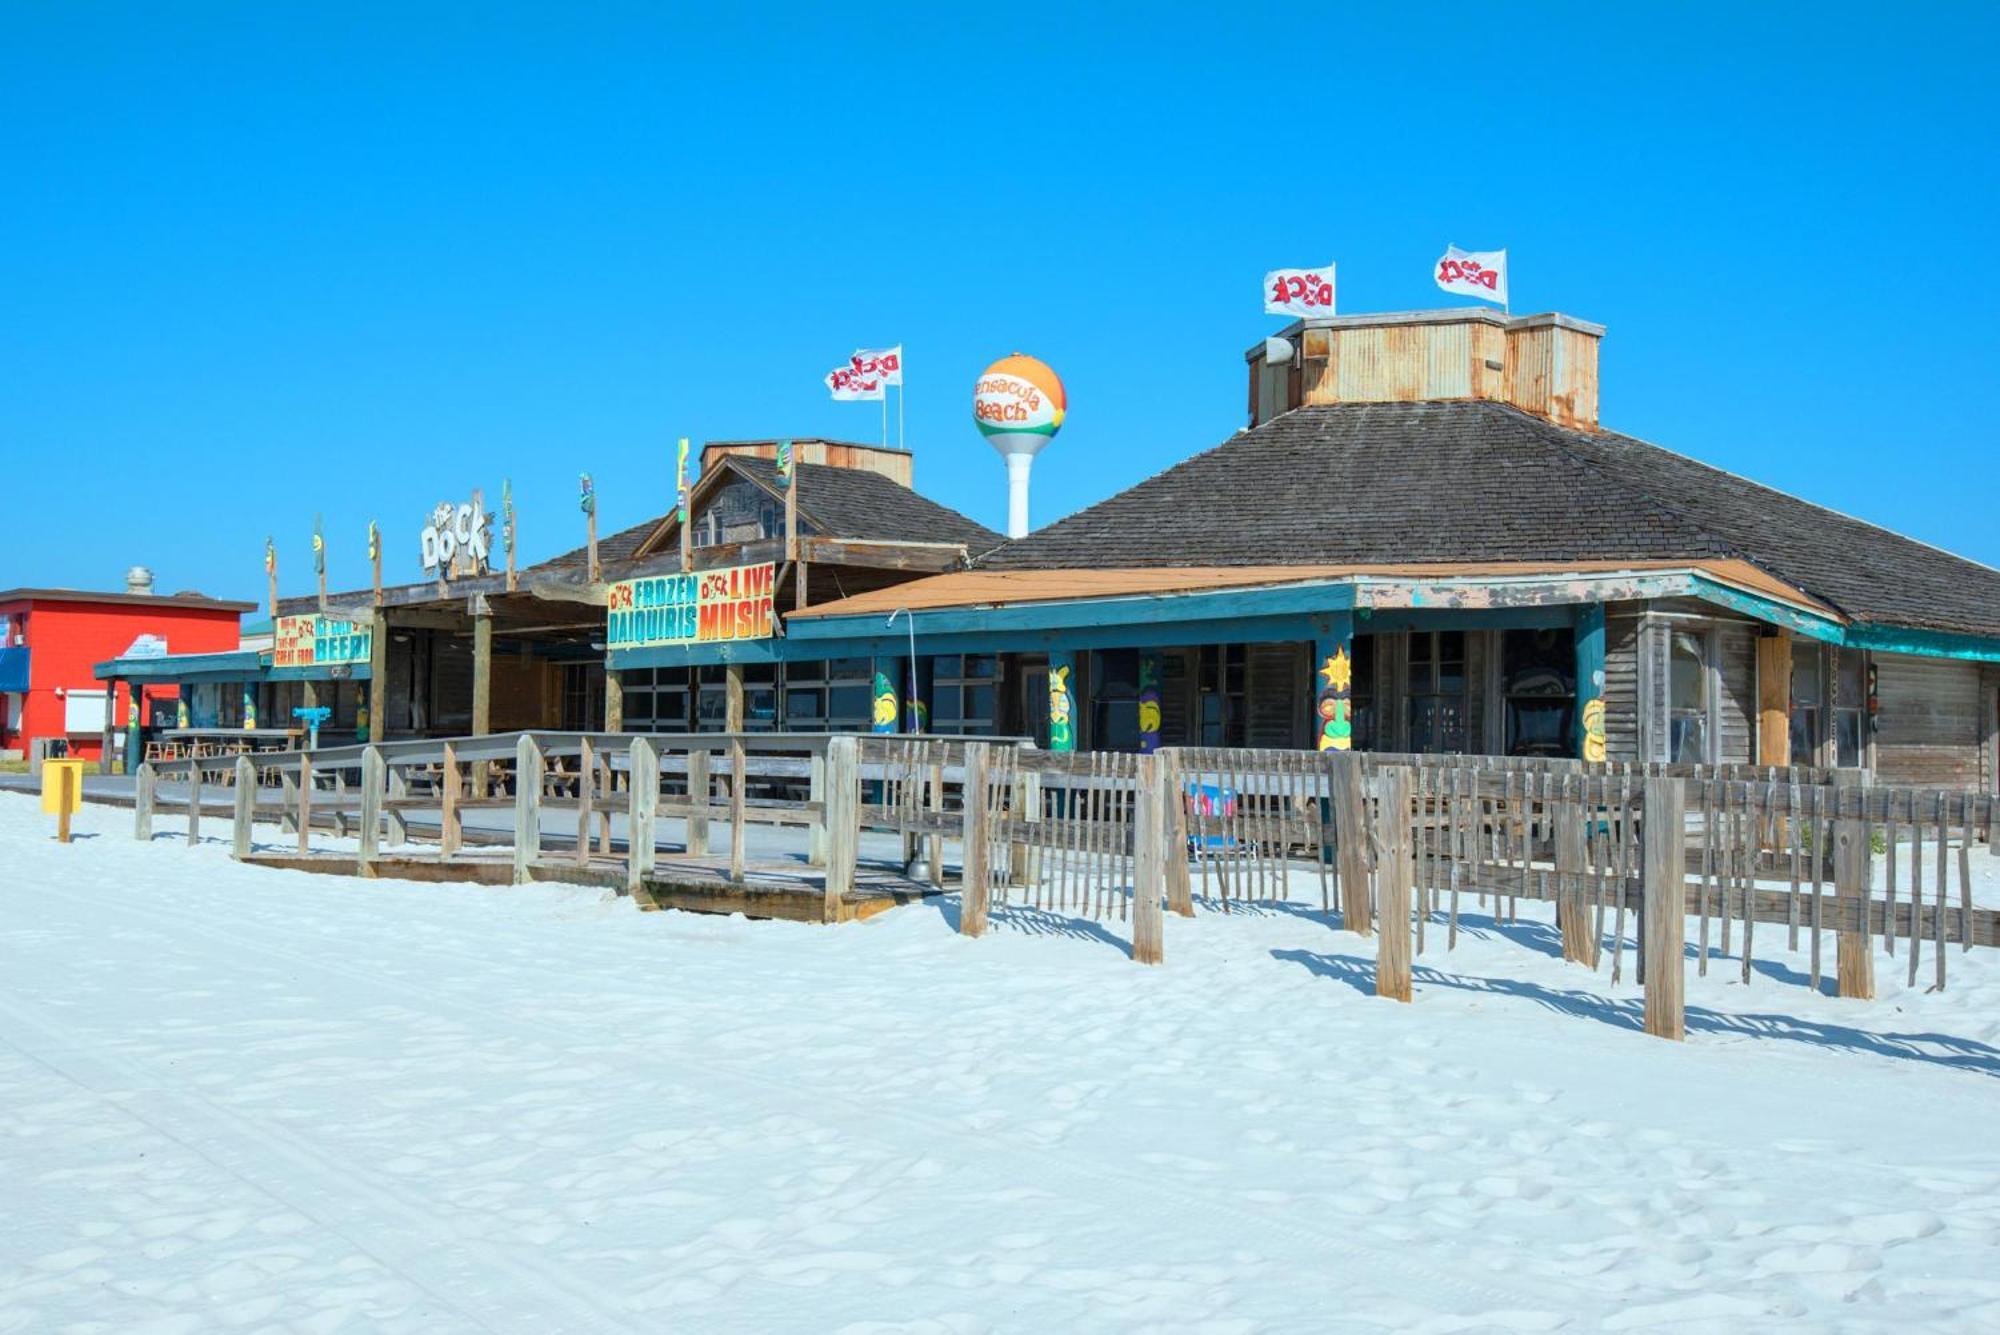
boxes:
[125,565,156,596]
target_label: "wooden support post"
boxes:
[804,750,825,866]
[296,752,312,854]
[1575,603,1607,762]
[1008,768,1039,887]
[56,764,74,843]
[513,733,543,884]
[959,741,991,937]
[1329,751,1372,936]
[687,748,711,856]
[1131,751,1166,965]
[367,611,387,743]
[1642,776,1687,1040]
[1164,751,1194,916]
[822,734,859,921]
[1556,795,1598,967]
[231,755,255,860]
[357,745,384,874]
[1834,768,1874,999]
[627,737,659,894]
[135,761,156,840]
[576,737,595,867]
[1757,632,1792,768]
[472,612,493,737]
[605,670,624,733]
[729,737,747,882]
[278,763,298,834]
[440,741,462,858]
[1375,765,1413,1002]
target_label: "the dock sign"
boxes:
[607,562,776,650]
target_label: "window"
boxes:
[1834,648,1866,767]
[560,663,603,732]
[1789,642,1822,765]
[1196,645,1247,747]
[932,654,999,736]
[698,663,777,731]
[1668,631,1709,763]
[1090,650,1141,752]
[623,667,693,734]
[1407,631,1468,753]
[693,479,788,548]
[1502,628,1576,757]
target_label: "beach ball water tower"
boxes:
[974,353,1065,539]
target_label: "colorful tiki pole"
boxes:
[263,536,277,619]
[312,514,327,611]
[578,473,598,582]
[1576,602,1607,762]
[871,660,901,734]
[503,477,518,592]
[676,437,692,574]
[1046,650,1076,752]
[367,520,382,606]
[1313,610,1355,751]
[1137,650,1163,753]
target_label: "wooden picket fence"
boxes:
[127,732,2000,1041]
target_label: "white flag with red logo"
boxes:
[850,345,903,385]
[1264,263,1336,317]
[1434,245,1508,305]
[825,365,885,401]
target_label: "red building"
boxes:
[0,575,252,764]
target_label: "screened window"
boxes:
[1407,631,1468,753]
[1502,627,1576,757]
[932,654,999,737]
[1091,649,1141,752]
[1196,645,1247,747]
[1789,642,1822,765]
[1349,635,1377,752]
[1669,631,1710,763]
[1834,648,1866,768]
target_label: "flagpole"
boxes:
[898,375,905,452]
[880,390,887,448]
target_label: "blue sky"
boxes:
[4,4,1996,602]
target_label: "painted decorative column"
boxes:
[242,682,258,731]
[1312,611,1356,751]
[1575,602,1607,763]
[872,658,903,734]
[1046,650,1077,752]
[176,692,190,729]
[1137,650,1163,753]
[125,685,143,773]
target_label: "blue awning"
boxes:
[0,646,27,693]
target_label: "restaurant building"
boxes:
[783,308,2000,788]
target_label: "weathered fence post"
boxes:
[1009,765,1041,888]
[386,757,410,846]
[1642,775,1687,1040]
[1329,751,1372,936]
[513,733,544,885]
[1556,789,1598,967]
[729,735,748,882]
[231,755,256,860]
[440,741,461,858]
[134,761,156,841]
[1131,751,1166,965]
[295,752,313,855]
[279,763,298,835]
[822,734,859,922]
[187,756,202,848]
[1163,751,1194,916]
[1833,768,1874,999]
[687,747,712,858]
[576,736,596,868]
[1375,765,1413,1001]
[959,741,991,937]
[357,745,384,875]
[627,737,658,895]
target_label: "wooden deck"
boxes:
[238,850,944,924]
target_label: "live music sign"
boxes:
[606,562,776,650]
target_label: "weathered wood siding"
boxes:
[1874,653,1983,788]
[1603,610,1642,762]
[1247,643,1301,748]
[1717,624,1756,765]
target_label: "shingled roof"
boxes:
[979,400,2000,638]
[717,456,1005,552]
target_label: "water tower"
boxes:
[973,353,1065,539]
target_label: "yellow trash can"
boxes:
[41,759,86,842]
